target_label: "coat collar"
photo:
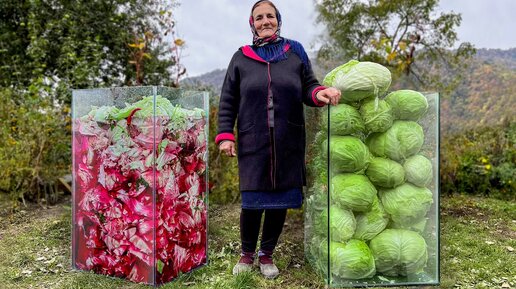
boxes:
[241,43,291,63]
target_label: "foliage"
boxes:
[0,87,69,208]
[207,95,240,204]
[0,0,183,100]
[315,0,476,92]
[0,0,185,206]
[440,122,516,200]
[439,59,516,134]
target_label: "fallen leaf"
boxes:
[501,282,510,288]
[485,241,495,245]
[507,246,514,252]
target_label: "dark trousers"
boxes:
[240,208,287,253]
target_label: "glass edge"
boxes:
[71,91,76,270]
[436,92,441,283]
[153,87,157,284]
[204,91,210,266]
[326,105,331,285]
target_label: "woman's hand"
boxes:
[316,87,341,105]
[219,141,236,157]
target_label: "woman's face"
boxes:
[252,3,278,38]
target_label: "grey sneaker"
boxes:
[232,262,253,275]
[232,253,255,275]
[259,262,279,279]
[258,253,279,279]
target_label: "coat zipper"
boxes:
[266,62,276,189]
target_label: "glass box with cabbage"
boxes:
[305,61,439,287]
[72,87,209,285]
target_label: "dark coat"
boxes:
[215,45,325,191]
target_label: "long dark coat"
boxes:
[215,45,325,191]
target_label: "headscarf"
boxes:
[249,0,283,47]
[249,0,311,71]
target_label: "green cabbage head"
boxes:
[323,60,358,87]
[389,217,428,233]
[319,240,376,280]
[365,157,405,188]
[315,206,356,243]
[329,136,371,173]
[353,196,389,241]
[380,183,433,226]
[114,95,176,120]
[366,121,424,162]
[404,155,433,187]
[369,229,428,276]
[322,104,365,135]
[385,90,428,121]
[359,98,394,133]
[331,174,377,212]
[324,60,392,102]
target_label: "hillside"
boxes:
[440,58,515,134]
[183,48,516,135]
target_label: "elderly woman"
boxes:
[215,0,341,279]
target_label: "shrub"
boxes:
[440,122,515,200]
[0,88,70,208]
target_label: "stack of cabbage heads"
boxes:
[307,60,436,281]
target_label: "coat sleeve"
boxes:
[215,52,240,145]
[302,59,327,107]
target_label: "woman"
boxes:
[215,0,341,279]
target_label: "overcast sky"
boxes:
[175,0,516,76]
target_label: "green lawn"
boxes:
[0,194,514,289]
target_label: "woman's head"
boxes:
[251,1,278,38]
[250,0,282,46]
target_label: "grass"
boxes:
[0,194,514,289]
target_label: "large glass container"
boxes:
[305,92,440,287]
[71,87,209,285]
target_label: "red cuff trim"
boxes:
[215,133,236,145]
[312,86,327,107]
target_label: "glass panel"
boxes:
[72,87,209,285]
[304,105,331,283]
[305,93,440,287]
[155,87,209,284]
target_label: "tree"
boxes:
[0,0,186,206]
[316,0,476,91]
[0,0,185,102]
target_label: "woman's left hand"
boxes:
[316,87,341,106]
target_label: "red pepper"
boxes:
[126,108,142,126]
